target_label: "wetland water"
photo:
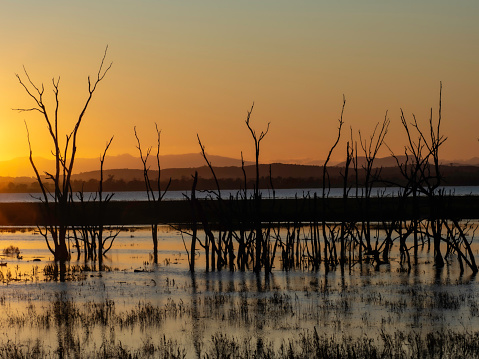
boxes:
[1,185,478,202]
[1,225,479,358]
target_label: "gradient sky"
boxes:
[0,1,478,174]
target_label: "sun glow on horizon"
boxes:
[0,1,477,179]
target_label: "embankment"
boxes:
[0,196,477,226]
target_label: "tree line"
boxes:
[2,163,479,193]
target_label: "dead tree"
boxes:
[396,83,452,270]
[72,136,119,268]
[339,128,354,271]
[358,114,389,258]
[189,172,199,272]
[16,47,112,262]
[134,124,171,264]
[97,137,120,270]
[245,103,270,273]
[321,96,345,272]
[196,134,230,270]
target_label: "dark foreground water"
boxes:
[0,226,478,358]
[1,185,478,202]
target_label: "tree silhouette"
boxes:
[244,103,270,272]
[134,124,171,264]
[15,47,112,262]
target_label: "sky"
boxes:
[0,1,478,176]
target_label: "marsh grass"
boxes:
[0,329,478,358]
[200,329,479,358]
[0,279,476,358]
[0,337,186,359]
[0,227,478,358]
[3,245,20,256]
[42,263,115,281]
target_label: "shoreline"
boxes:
[0,195,476,226]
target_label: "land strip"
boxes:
[0,196,477,226]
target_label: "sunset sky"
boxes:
[0,1,478,176]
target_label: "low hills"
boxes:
[0,156,478,193]
[0,153,256,178]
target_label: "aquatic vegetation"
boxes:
[0,221,476,358]
[3,245,20,256]
[0,328,478,358]
[0,260,476,358]
[42,263,116,282]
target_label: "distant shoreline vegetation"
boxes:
[0,163,478,193]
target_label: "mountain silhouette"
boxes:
[334,155,479,168]
[0,153,255,177]
[335,155,408,168]
[0,153,477,180]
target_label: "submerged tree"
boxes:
[16,47,112,262]
[321,96,345,272]
[244,103,270,273]
[134,124,171,264]
[395,83,450,270]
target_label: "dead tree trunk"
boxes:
[17,47,112,262]
[134,124,171,264]
[244,103,270,273]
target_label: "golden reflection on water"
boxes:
[0,225,477,357]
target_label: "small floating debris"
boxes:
[32,258,41,262]
[134,268,154,273]
[0,262,6,267]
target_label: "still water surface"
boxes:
[0,225,478,356]
[0,185,478,202]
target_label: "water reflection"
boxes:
[0,226,478,357]
[1,186,478,203]
[190,272,201,359]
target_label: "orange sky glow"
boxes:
[0,1,478,177]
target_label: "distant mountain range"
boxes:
[0,153,255,178]
[71,163,326,182]
[2,159,479,192]
[449,157,479,166]
[0,153,477,179]
[336,155,479,168]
